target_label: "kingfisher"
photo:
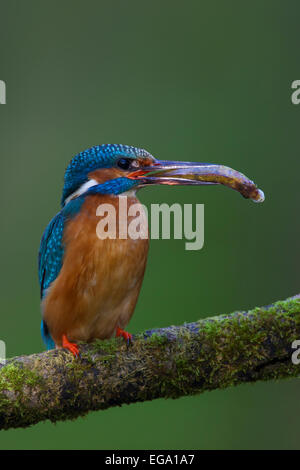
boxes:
[39,144,264,356]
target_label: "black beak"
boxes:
[128,159,265,203]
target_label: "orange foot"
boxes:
[116,327,132,344]
[62,334,80,358]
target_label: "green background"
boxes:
[0,0,299,449]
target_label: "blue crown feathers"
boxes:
[61,144,152,206]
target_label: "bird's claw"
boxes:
[116,327,132,345]
[62,334,80,358]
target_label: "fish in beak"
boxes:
[128,160,265,203]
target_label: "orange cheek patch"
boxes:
[88,168,125,184]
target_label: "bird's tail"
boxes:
[41,320,55,350]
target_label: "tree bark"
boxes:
[0,295,300,430]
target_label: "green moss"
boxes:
[0,295,299,430]
[0,362,41,393]
[147,332,167,343]
[0,362,45,429]
[87,338,119,356]
[143,332,169,348]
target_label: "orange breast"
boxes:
[42,193,149,345]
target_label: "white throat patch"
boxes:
[64,179,98,206]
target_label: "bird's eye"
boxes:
[117,158,131,170]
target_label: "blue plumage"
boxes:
[40,319,55,350]
[39,143,263,356]
[39,144,153,351]
[39,194,99,299]
[87,177,139,196]
[61,144,152,206]
[38,197,87,349]
[38,212,65,298]
[39,211,65,349]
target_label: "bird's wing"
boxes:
[38,211,66,299]
[38,198,85,349]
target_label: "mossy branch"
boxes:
[0,295,300,430]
